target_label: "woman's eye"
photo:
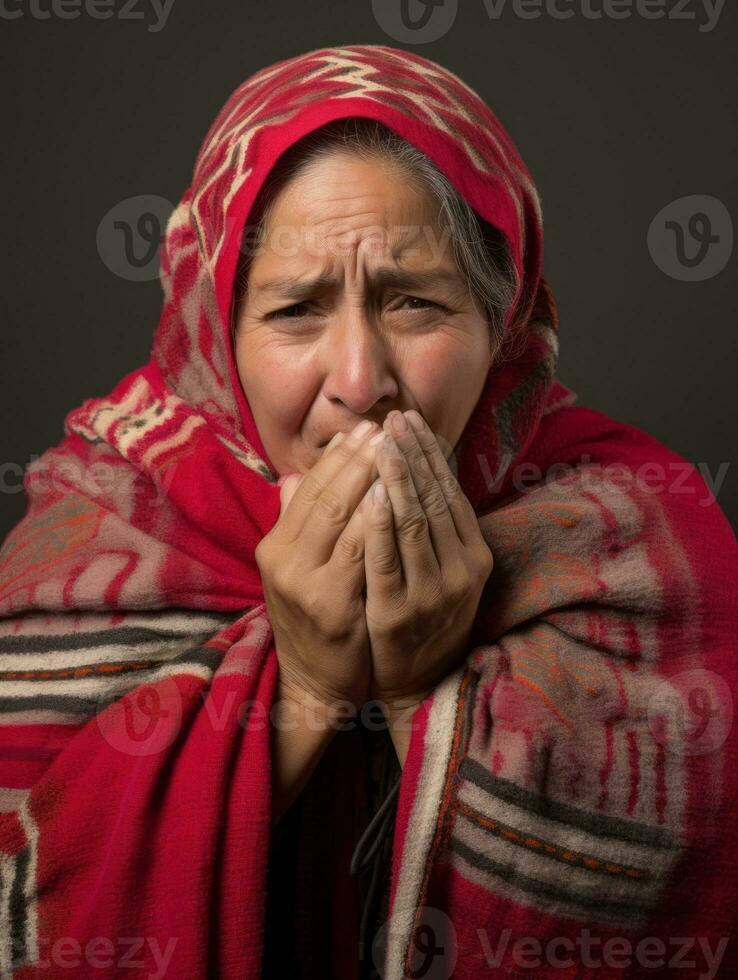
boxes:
[267,303,310,320]
[398,296,442,312]
[265,296,444,321]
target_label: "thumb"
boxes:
[278,473,303,513]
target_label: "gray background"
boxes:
[1,0,735,541]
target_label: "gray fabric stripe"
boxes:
[452,807,666,914]
[0,620,235,655]
[449,836,648,924]
[8,844,29,969]
[456,778,674,874]
[460,757,679,850]
[0,635,218,674]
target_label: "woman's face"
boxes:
[233,150,495,476]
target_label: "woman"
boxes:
[0,43,736,980]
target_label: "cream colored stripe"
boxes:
[18,798,38,963]
[0,849,13,979]
[0,709,95,726]
[116,398,176,455]
[139,412,204,468]
[0,788,29,812]
[0,660,216,702]
[0,610,234,642]
[456,778,674,872]
[383,665,465,980]
[87,375,149,440]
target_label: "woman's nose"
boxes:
[321,312,399,415]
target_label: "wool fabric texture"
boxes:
[0,43,737,979]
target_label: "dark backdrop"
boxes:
[1,0,736,540]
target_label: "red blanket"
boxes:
[1,44,736,979]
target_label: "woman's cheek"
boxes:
[405,343,465,437]
[405,337,479,442]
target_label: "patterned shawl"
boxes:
[1,44,736,980]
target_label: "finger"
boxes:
[276,422,378,545]
[375,432,439,582]
[385,410,460,567]
[276,432,344,535]
[298,424,384,565]
[405,410,478,547]
[363,478,403,605]
[327,482,373,596]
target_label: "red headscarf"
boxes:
[0,44,736,980]
[150,41,567,517]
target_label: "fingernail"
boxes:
[390,410,408,434]
[350,419,373,441]
[368,430,385,446]
[326,431,345,449]
[373,482,389,507]
[405,410,424,432]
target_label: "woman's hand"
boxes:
[361,410,494,712]
[256,420,383,712]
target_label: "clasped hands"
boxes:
[255,410,494,729]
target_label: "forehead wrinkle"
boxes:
[252,264,465,302]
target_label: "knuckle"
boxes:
[406,443,428,471]
[301,588,325,621]
[316,488,351,525]
[397,509,428,543]
[299,473,326,503]
[476,544,494,577]
[254,535,273,569]
[321,613,350,642]
[419,484,447,518]
[335,532,363,564]
[448,574,471,602]
[440,473,461,500]
[370,548,402,577]
[272,560,297,596]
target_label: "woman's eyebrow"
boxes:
[253,266,463,300]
